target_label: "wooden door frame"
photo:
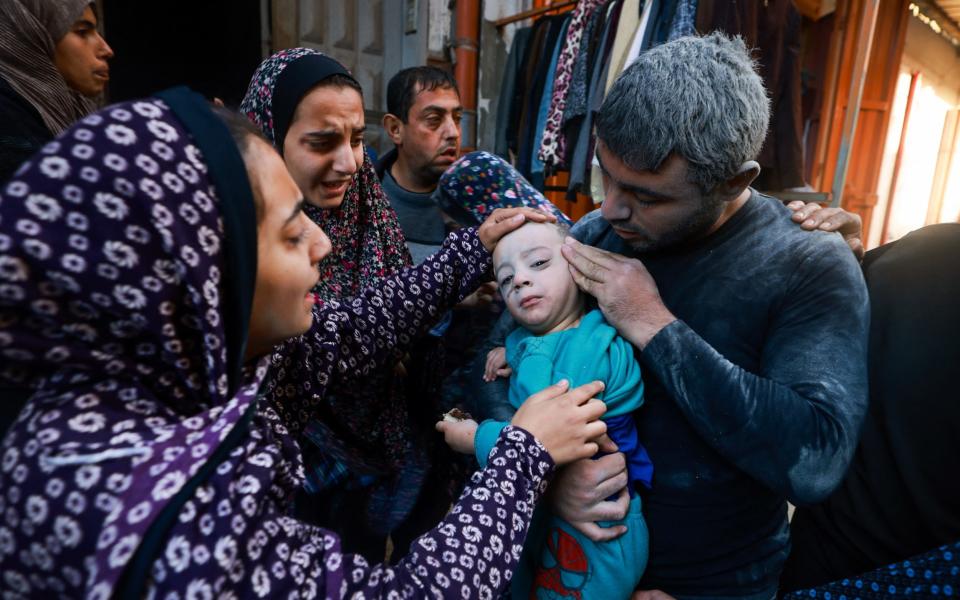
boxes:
[815,0,910,242]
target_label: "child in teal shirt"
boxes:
[439,221,653,599]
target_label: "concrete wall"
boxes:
[270,0,457,155]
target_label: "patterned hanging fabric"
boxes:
[537,0,607,172]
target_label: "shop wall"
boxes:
[269,0,454,156]
[869,14,960,247]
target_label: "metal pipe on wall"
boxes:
[453,0,480,150]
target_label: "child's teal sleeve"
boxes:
[475,350,558,467]
[474,419,510,467]
[599,335,645,417]
[512,352,560,401]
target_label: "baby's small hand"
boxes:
[436,418,479,455]
[484,346,512,381]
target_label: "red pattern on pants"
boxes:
[531,527,590,599]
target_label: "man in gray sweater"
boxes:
[377,66,462,263]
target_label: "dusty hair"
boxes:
[596,32,770,193]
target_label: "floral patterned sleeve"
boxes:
[337,426,554,597]
[147,423,555,599]
[265,226,490,434]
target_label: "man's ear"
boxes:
[715,160,760,201]
[382,113,404,146]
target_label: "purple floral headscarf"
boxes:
[0,91,559,599]
[0,94,269,594]
[239,48,412,300]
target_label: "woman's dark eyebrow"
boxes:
[284,200,305,225]
[304,125,367,139]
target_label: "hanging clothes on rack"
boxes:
[494,26,533,159]
[605,0,644,93]
[530,14,573,190]
[668,0,698,40]
[696,0,805,190]
[595,0,655,203]
[492,0,706,203]
[537,0,607,172]
[517,15,569,179]
[512,18,549,167]
[620,0,655,83]
[567,0,622,198]
[561,1,614,186]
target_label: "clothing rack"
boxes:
[494,1,578,29]
[493,0,877,212]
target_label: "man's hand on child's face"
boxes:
[483,346,512,381]
[435,418,479,455]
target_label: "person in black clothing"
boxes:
[780,223,960,593]
[479,33,869,600]
[0,1,113,182]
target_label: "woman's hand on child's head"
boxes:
[483,346,512,381]
[512,379,607,466]
[436,418,479,455]
[477,207,556,252]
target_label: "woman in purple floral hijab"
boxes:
[0,87,607,596]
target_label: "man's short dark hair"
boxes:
[386,66,459,123]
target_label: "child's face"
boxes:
[493,223,583,335]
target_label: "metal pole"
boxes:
[830,0,881,207]
[453,0,480,151]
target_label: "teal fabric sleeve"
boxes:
[474,419,510,467]
[597,333,644,417]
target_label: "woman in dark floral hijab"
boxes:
[240,48,448,558]
[0,87,605,597]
